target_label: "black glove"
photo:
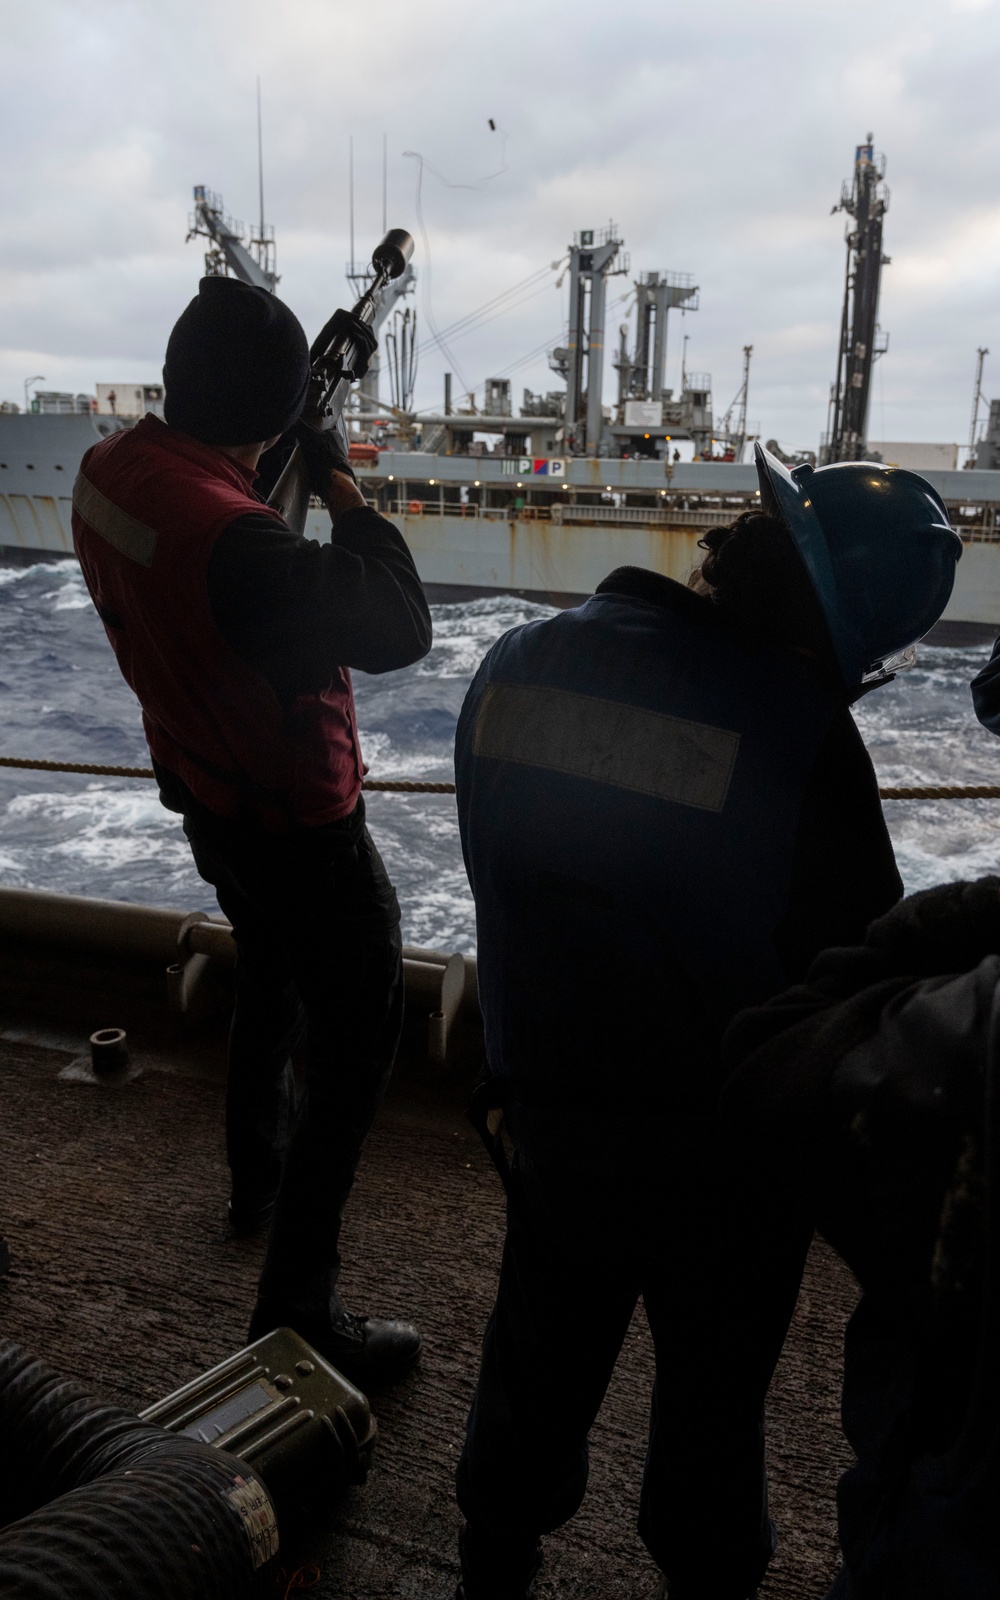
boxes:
[293,420,356,495]
[309,308,378,379]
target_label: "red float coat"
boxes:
[72,415,364,827]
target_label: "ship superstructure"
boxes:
[356,221,738,465]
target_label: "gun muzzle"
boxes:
[372,228,414,280]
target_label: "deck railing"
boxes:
[387,500,744,529]
[382,498,1000,540]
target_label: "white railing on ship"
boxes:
[388,500,740,529]
[549,504,737,528]
[385,498,1000,540]
[958,525,1000,542]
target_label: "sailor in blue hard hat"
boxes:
[451,443,961,1600]
[754,443,962,689]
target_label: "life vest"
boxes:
[455,572,845,1109]
[72,414,364,828]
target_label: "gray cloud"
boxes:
[1,0,998,451]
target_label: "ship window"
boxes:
[55,464,64,471]
[26,463,34,470]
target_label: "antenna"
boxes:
[734,344,752,462]
[970,347,989,457]
[382,132,388,236]
[349,135,355,276]
[256,77,265,241]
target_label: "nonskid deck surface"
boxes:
[0,1035,854,1599]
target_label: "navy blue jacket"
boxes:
[455,567,902,1113]
[723,880,1000,1599]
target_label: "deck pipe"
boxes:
[0,1338,278,1597]
[0,886,478,1061]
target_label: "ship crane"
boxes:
[716,345,753,463]
[187,187,278,293]
[605,261,706,458]
[548,225,631,453]
[617,271,700,405]
[185,181,416,426]
[969,347,990,460]
[824,136,891,463]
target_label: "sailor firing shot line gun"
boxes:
[268,228,415,534]
[71,211,433,1394]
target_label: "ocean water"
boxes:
[0,557,998,953]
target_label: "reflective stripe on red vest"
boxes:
[72,414,364,828]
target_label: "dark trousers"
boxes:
[184,799,404,1323]
[457,1105,811,1600]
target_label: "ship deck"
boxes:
[0,1027,855,1600]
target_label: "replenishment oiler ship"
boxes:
[3,140,1000,639]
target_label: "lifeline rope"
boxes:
[0,754,458,794]
[878,785,1000,800]
[2,754,1000,800]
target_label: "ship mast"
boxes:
[824,136,890,463]
[562,225,629,454]
[344,137,417,419]
[970,347,990,460]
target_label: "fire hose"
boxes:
[0,1338,278,1598]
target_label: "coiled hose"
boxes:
[0,1338,279,1598]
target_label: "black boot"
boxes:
[658,1580,758,1600]
[227,1190,276,1237]
[456,1524,542,1600]
[248,1303,421,1390]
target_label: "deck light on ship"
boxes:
[388,475,394,481]
[474,481,480,487]
[429,478,436,485]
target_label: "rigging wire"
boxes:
[415,278,561,361]
[403,151,471,396]
[414,261,564,356]
[410,330,566,417]
[409,289,633,417]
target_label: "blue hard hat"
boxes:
[754,444,962,687]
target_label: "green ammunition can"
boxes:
[141,1327,377,1523]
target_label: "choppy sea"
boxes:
[1,558,998,953]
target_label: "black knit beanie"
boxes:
[162,277,310,446]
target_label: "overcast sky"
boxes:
[1,0,998,453]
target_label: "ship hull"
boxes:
[306,508,1000,642]
[1,416,997,640]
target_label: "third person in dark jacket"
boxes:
[451,447,962,1600]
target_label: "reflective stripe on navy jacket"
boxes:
[455,568,847,1110]
[72,415,365,828]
